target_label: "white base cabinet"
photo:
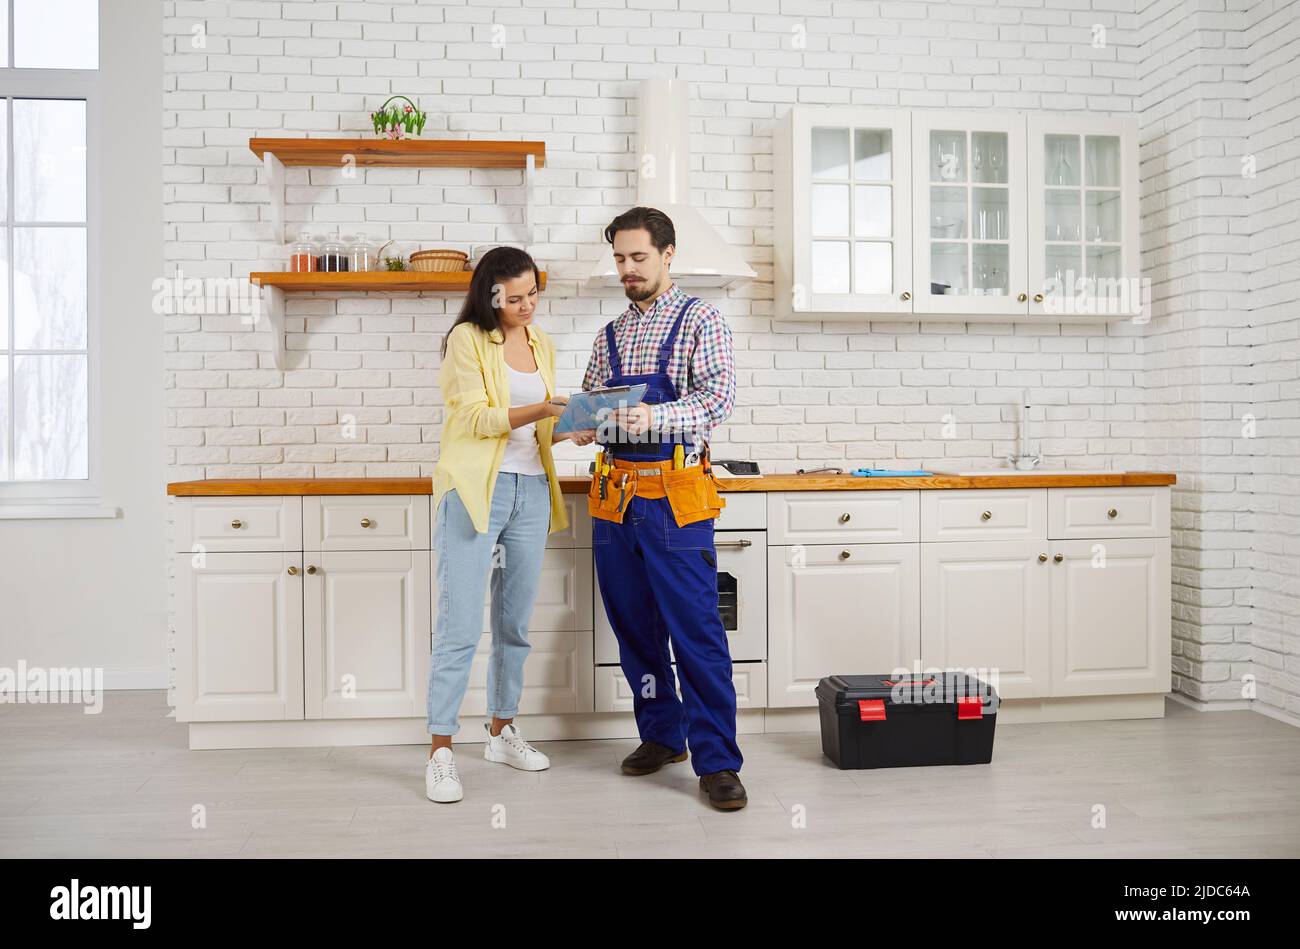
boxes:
[920,540,1051,699]
[174,551,304,723]
[304,550,430,720]
[171,483,1172,744]
[767,542,921,708]
[1050,537,1170,696]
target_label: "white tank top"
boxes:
[499,363,546,476]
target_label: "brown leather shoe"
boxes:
[699,769,748,810]
[620,741,688,776]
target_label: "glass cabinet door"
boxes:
[1028,116,1140,319]
[794,107,912,314]
[910,111,1027,316]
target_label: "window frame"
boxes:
[0,61,101,500]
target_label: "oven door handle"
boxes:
[714,539,753,548]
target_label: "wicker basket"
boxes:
[409,249,470,273]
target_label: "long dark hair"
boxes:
[440,246,542,357]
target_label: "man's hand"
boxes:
[611,404,653,435]
[570,430,597,446]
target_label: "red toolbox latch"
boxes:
[957,696,983,720]
[858,699,886,721]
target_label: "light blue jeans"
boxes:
[426,470,551,735]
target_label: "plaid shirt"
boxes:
[581,282,736,447]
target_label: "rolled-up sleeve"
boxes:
[443,328,510,438]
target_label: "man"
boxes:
[581,206,746,810]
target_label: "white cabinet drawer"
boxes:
[767,490,919,545]
[921,489,1046,542]
[304,495,429,550]
[546,496,593,549]
[1048,487,1169,539]
[715,492,766,530]
[176,496,302,554]
[595,662,767,712]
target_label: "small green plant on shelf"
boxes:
[384,256,407,271]
[371,96,428,140]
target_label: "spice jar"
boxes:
[317,232,349,272]
[289,232,317,272]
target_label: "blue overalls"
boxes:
[591,301,743,776]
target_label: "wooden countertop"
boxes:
[167,471,1176,497]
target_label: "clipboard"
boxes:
[553,384,648,434]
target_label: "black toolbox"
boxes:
[815,672,999,769]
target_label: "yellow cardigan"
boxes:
[433,321,570,536]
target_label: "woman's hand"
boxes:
[569,430,597,446]
[544,395,569,419]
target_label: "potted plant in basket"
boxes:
[371,96,428,140]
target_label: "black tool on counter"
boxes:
[712,459,761,476]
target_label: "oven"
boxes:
[594,494,768,663]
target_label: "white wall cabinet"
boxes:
[776,106,1140,323]
[774,106,914,316]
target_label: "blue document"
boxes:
[850,467,933,477]
[554,384,648,434]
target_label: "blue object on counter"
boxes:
[850,467,933,477]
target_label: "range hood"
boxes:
[586,79,756,290]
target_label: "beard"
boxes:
[621,276,656,302]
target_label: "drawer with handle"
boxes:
[304,495,430,550]
[767,490,919,545]
[921,489,1046,542]
[1048,487,1169,539]
[176,496,302,554]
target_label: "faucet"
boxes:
[1006,389,1042,471]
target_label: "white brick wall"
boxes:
[161,0,1297,716]
[1132,0,1300,720]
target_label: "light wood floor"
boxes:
[2,692,1298,858]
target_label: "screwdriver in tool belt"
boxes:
[615,472,628,514]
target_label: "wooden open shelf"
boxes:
[249,271,547,292]
[248,137,546,169]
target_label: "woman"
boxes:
[425,246,593,804]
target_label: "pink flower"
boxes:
[404,105,413,113]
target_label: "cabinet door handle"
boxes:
[900,291,911,301]
[287,565,299,576]
[839,549,852,560]
[231,519,243,529]
[980,510,992,521]
[360,517,373,528]
[838,513,851,524]
[1038,553,1048,563]
[1017,292,1028,303]
[1033,293,1045,303]
[1107,508,1118,519]
[1053,554,1064,563]
[715,539,753,549]
[307,565,318,575]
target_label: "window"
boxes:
[0,0,97,498]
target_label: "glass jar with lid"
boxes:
[317,232,348,272]
[289,232,317,272]
[349,233,378,273]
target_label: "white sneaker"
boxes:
[425,746,463,803]
[483,723,550,771]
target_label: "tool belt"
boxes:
[588,449,727,527]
